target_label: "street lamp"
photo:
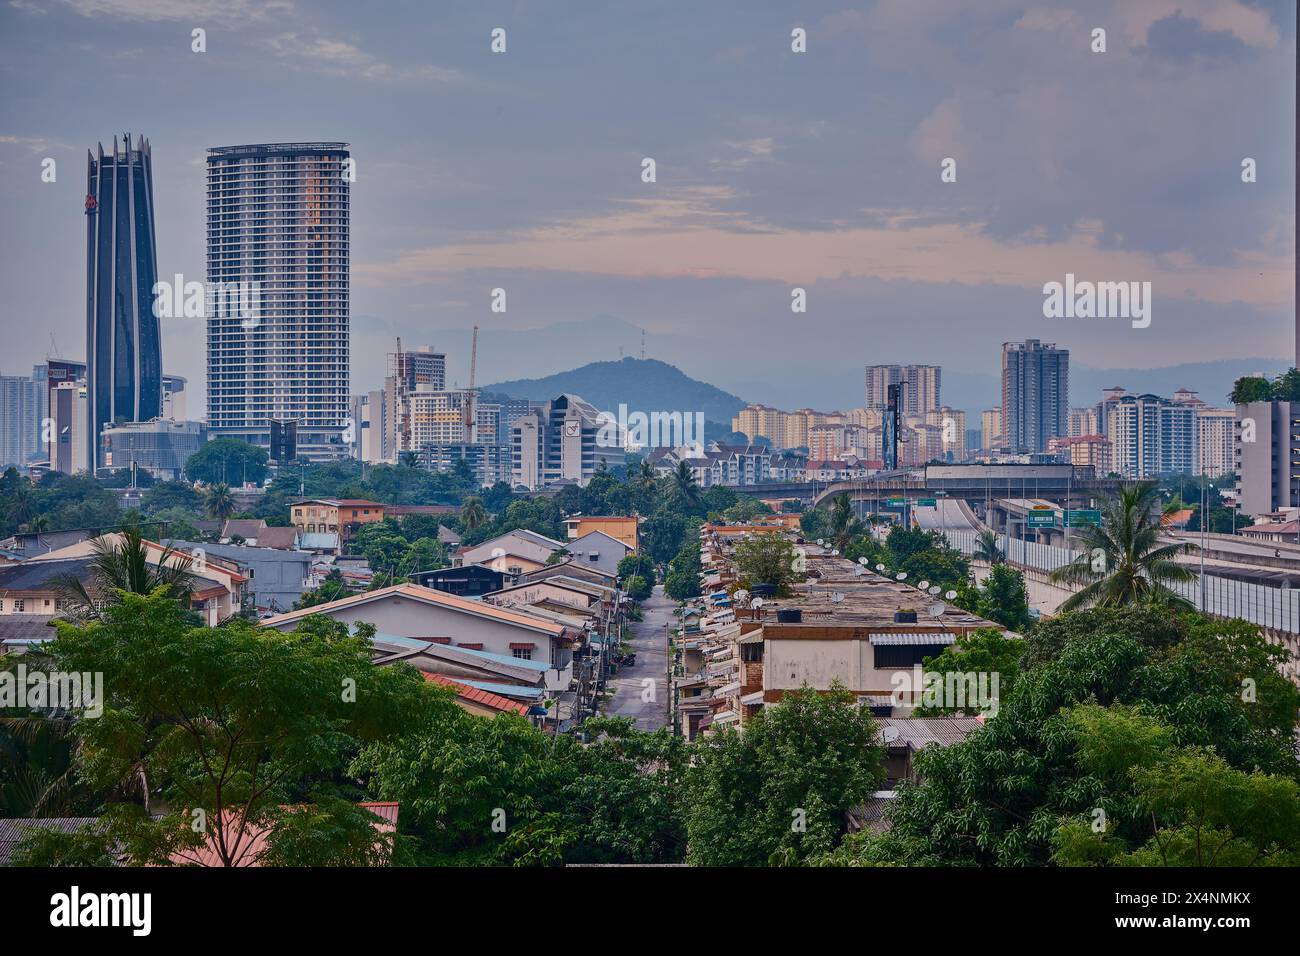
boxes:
[1199,481,1212,611]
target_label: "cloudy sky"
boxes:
[0,0,1294,414]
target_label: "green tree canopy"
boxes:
[185,438,269,486]
[683,684,883,866]
[35,595,433,866]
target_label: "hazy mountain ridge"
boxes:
[483,357,749,427]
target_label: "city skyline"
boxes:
[0,0,1294,417]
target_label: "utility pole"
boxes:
[664,619,673,734]
[1199,481,1209,611]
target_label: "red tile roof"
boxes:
[423,672,529,716]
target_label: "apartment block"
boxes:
[865,365,941,416]
[1235,401,1300,515]
[0,368,47,469]
[206,143,351,460]
[1001,340,1068,454]
[1105,393,1196,479]
[510,394,623,490]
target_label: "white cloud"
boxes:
[56,0,293,24]
[263,32,463,86]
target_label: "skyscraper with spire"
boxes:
[85,134,162,470]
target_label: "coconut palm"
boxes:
[828,495,862,553]
[205,482,236,521]
[1049,484,1199,612]
[25,514,50,533]
[53,531,199,623]
[974,529,1004,565]
[673,460,701,506]
[459,496,488,532]
[0,670,79,818]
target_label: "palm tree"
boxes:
[460,496,488,532]
[1049,484,1199,612]
[399,450,420,469]
[974,529,1003,565]
[638,458,656,490]
[205,482,236,521]
[673,461,701,506]
[54,531,199,623]
[828,495,861,552]
[25,514,50,533]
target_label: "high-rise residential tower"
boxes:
[0,367,48,469]
[1001,340,1069,454]
[206,143,351,459]
[86,134,162,470]
[864,365,941,416]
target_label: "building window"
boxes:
[13,599,24,613]
[512,648,533,661]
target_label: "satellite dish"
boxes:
[751,597,765,609]
[831,592,844,603]
[817,538,825,546]
[944,590,958,600]
[928,602,947,618]
[733,589,750,604]
[918,580,930,590]
[858,557,870,566]
[928,586,941,595]
[895,572,907,581]
[831,549,840,556]
[882,726,900,743]
[875,563,886,572]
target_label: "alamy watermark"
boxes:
[596,403,705,451]
[0,664,104,718]
[889,665,1000,717]
[152,274,262,329]
[1042,273,1151,329]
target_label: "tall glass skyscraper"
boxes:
[206,143,351,460]
[85,134,162,471]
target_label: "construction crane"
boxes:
[464,324,479,441]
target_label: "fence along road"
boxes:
[942,529,1300,635]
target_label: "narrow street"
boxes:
[603,585,673,730]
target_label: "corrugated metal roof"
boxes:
[867,632,958,646]
[878,717,984,750]
[0,556,93,590]
[0,615,60,643]
[364,629,550,672]
[0,817,103,866]
[454,679,545,700]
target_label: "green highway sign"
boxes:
[1065,509,1102,528]
[1027,511,1056,528]
[918,498,937,507]
[887,498,907,508]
